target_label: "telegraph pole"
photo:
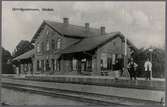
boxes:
[149,48,153,80]
[122,8,130,78]
[123,34,129,78]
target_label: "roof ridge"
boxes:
[44,20,101,31]
[84,31,121,39]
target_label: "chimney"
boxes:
[100,26,106,35]
[85,23,90,32]
[63,17,69,25]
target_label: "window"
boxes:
[51,59,55,71]
[51,39,55,49]
[107,57,112,70]
[46,59,50,71]
[44,60,46,71]
[37,43,40,53]
[57,38,61,49]
[37,60,42,71]
[100,59,103,70]
[54,60,57,71]
[81,59,87,71]
[46,40,50,51]
[41,42,44,53]
[72,59,77,71]
[37,60,40,70]
[86,60,92,71]
[46,29,49,35]
[39,60,42,69]
[112,54,116,65]
[41,60,44,72]
[101,53,107,69]
[101,53,113,70]
[24,64,27,73]
[57,60,60,71]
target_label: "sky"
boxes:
[2,1,165,53]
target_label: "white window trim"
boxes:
[46,40,50,51]
[57,38,61,49]
[46,29,49,35]
[72,59,77,71]
[37,43,40,53]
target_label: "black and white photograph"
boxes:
[1,1,165,106]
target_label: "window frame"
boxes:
[51,39,55,49]
[51,59,55,71]
[37,60,40,71]
[72,58,77,71]
[46,59,50,71]
[57,38,61,49]
[46,29,49,35]
[46,40,50,51]
[101,53,115,70]
[36,43,41,53]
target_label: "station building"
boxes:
[13,18,136,76]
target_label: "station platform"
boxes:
[1,76,165,105]
[2,74,165,91]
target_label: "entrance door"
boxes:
[81,62,86,71]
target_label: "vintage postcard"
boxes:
[1,1,165,106]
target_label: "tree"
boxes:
[12,40,34,58]
[151,48,165,78]
[134,47,165,78]
[2,47,15,74]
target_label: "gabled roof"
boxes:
[13,49,35,61]
[46,20,102,37]
[56,32,136,54]
[31,20,102,43]
[30,20,137,55]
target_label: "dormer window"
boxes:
[46,40,50,51]
[57,38,61,49]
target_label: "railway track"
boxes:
[2,82,162,106]
[1,77,164,106]
[2,83,129,106]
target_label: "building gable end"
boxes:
[31,21,65,44]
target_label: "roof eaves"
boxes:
[57,32,121,54]
[13,49,35,61]
[119,33,137,50]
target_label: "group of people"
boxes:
[114,57,152,80]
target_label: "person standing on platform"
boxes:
[118,56,124,77]
[144,58,152,80]
[114,59,121,80]
[127,58,138,80]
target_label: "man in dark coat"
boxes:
[127,58,138,80]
